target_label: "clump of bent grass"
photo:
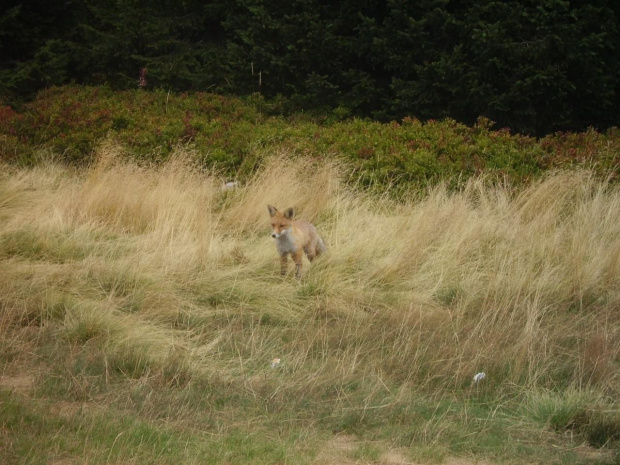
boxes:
[62,300,191,379]
[523,388,602,431]
[219,152,343,234]
[71,143,222,272]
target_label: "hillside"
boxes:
[0,88,619,464]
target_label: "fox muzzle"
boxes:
[271,229,287,239]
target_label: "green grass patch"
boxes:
[0,229,89,263]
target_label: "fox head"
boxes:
[267,205,294,238]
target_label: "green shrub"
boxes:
[1,85,619,190]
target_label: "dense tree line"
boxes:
[1,0,618,135]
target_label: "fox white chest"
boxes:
[274,230,298,255]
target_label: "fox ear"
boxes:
[283,208,295,219]
[267,205,278,217]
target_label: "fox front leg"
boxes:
[292,250,303,278]
[280,254,288,276]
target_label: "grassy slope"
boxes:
[1,141,619,464]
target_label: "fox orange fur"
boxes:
[267,205,326,277]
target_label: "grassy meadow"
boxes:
[1,143,619,464]
[1,87,620,464]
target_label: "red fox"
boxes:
[267,205,326,277]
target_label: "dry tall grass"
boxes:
[1,144,619,402]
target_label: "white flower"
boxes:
[473,372,486,383]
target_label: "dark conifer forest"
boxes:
[1,0,618,135]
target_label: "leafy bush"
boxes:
[1,86,619,191]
